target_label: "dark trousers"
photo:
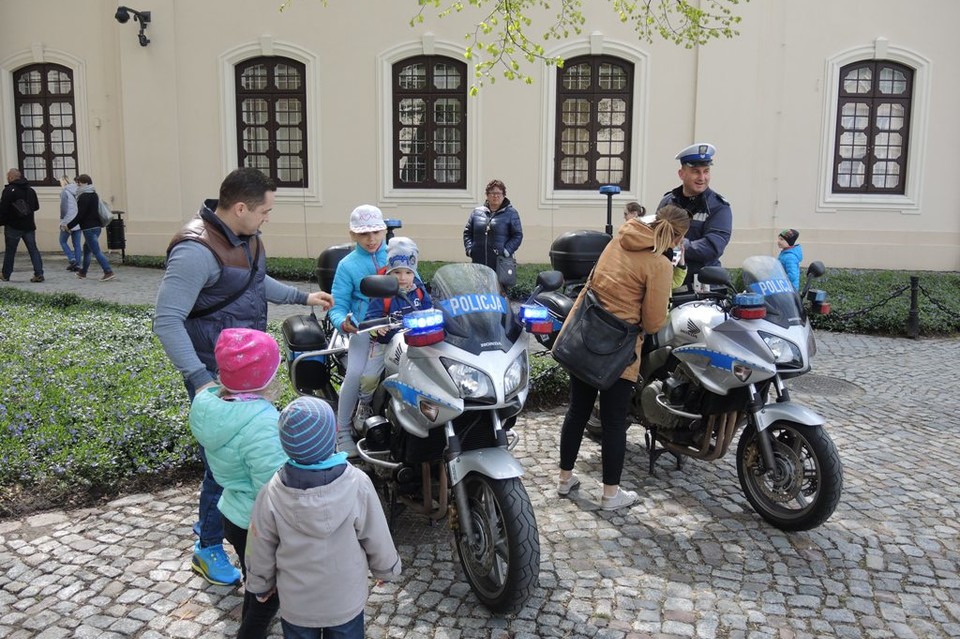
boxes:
[280,611,364,639]
[185,377,226,547]
[223,516,281,639]
[3,227,44,278]
[559,375,634,486]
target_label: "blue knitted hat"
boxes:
[278,397,337,465]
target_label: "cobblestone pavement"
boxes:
[1,255,959,638]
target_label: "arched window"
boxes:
[833,60,913,194]
[235,56,307,187]
[554,55,633,191]
[392,56,467,189]
[13,63,78,187]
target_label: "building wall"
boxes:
[1,0,957,271]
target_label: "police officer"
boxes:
[658,143,732,283]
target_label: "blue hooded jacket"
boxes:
[779,244,803,290]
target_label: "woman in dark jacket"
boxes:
[68,174,115,281]
[462,179,523,271]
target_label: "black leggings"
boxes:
[559,375,635,486]
[222,516,281,639]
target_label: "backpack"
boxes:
[383,287,424,314]
[12,198,31,218]
[98,198,112,227]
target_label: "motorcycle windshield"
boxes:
[741,255,805,328]
[430,263,520,354]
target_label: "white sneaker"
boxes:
[337,431,359,459]
[353,404,374,433]
[600,488,638,511]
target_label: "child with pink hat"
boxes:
[189,327,287,637]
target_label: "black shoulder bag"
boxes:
[551,273,640,391]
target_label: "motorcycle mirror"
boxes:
[536,270,564,293]
[360,274,400,298]
[696,266,732,288]
[806,261,826,278]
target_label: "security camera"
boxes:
[115,6,151,47]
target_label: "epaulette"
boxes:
[713,191,730,205]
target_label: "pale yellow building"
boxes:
[1,0,957,271]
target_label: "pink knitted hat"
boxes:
[214,328,281,394]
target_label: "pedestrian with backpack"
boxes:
[0,168,44,283]
[69,174,115,282]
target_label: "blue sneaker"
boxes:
[191,541,241,586]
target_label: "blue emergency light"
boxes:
[403,309,445,346]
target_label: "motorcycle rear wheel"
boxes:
[736,421,843,532]
[454,475,540,613]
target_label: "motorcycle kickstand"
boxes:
[645,427,683,476]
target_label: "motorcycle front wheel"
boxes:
[736,421,843,532]
[454,475,540,613]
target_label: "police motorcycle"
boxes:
[578,256,842,531]
[283,261,563,613]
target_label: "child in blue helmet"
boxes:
[353,236,433,432]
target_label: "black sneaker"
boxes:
[66,263,79,272]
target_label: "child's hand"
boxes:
[341,314,358,334]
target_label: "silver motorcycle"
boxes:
[586,256,842,531]
[284,263,562,612]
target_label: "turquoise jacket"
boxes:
[189,387,287,528]
[327,242,389,330]
[778,244,803,290]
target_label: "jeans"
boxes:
[280,612,364,639]
[3,227,44,278]
[80,227,112,275]
[559,375,634,486]
[223,517,280,639]
[185,377,226,547]
[59,228,82,265]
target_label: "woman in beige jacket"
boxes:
[556,205,690,510]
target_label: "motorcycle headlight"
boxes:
[444,360,495,401]
[759,331,802,367]
[504,353,528,398]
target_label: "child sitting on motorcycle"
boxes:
[354,236,433,432]
[328,205,389,457]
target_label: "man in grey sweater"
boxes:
[153,168,332,586]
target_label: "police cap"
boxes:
[676,143,716,166]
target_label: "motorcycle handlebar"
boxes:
[357,316,400,332]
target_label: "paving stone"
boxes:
[1,272,958,639]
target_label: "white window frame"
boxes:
[818,38,930,213]
[0,45,91,196]
[539,33,650,209]
[377,34,480,206]
[219,37,322,204]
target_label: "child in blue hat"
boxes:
[353,236,433,433]
[245,396,401,638]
